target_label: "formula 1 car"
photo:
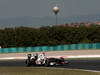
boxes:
[25,53,69,67]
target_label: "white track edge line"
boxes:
[1,55,100,60]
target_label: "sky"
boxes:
[0,0,100,18]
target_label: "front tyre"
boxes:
[49,62,56,66]
[45,58,56,66]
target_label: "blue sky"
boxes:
[0,0,100,18]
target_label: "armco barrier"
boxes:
[0,43,100,53]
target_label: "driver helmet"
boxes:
[42,52,45,55]
[60,57,64,59]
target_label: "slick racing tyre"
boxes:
[25,59,31,67]
[45,58,57,66]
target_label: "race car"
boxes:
[25,53,69,67]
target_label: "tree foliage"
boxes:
[0,25,100,48]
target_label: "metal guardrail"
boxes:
[0,43,99,53]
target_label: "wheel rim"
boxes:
[49,62,55,66]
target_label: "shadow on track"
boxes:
[0,59,100,71]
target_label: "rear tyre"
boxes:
[25,59,31,67]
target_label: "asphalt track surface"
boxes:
[0,59,100,71]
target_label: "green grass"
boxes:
[0,67,99,75]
